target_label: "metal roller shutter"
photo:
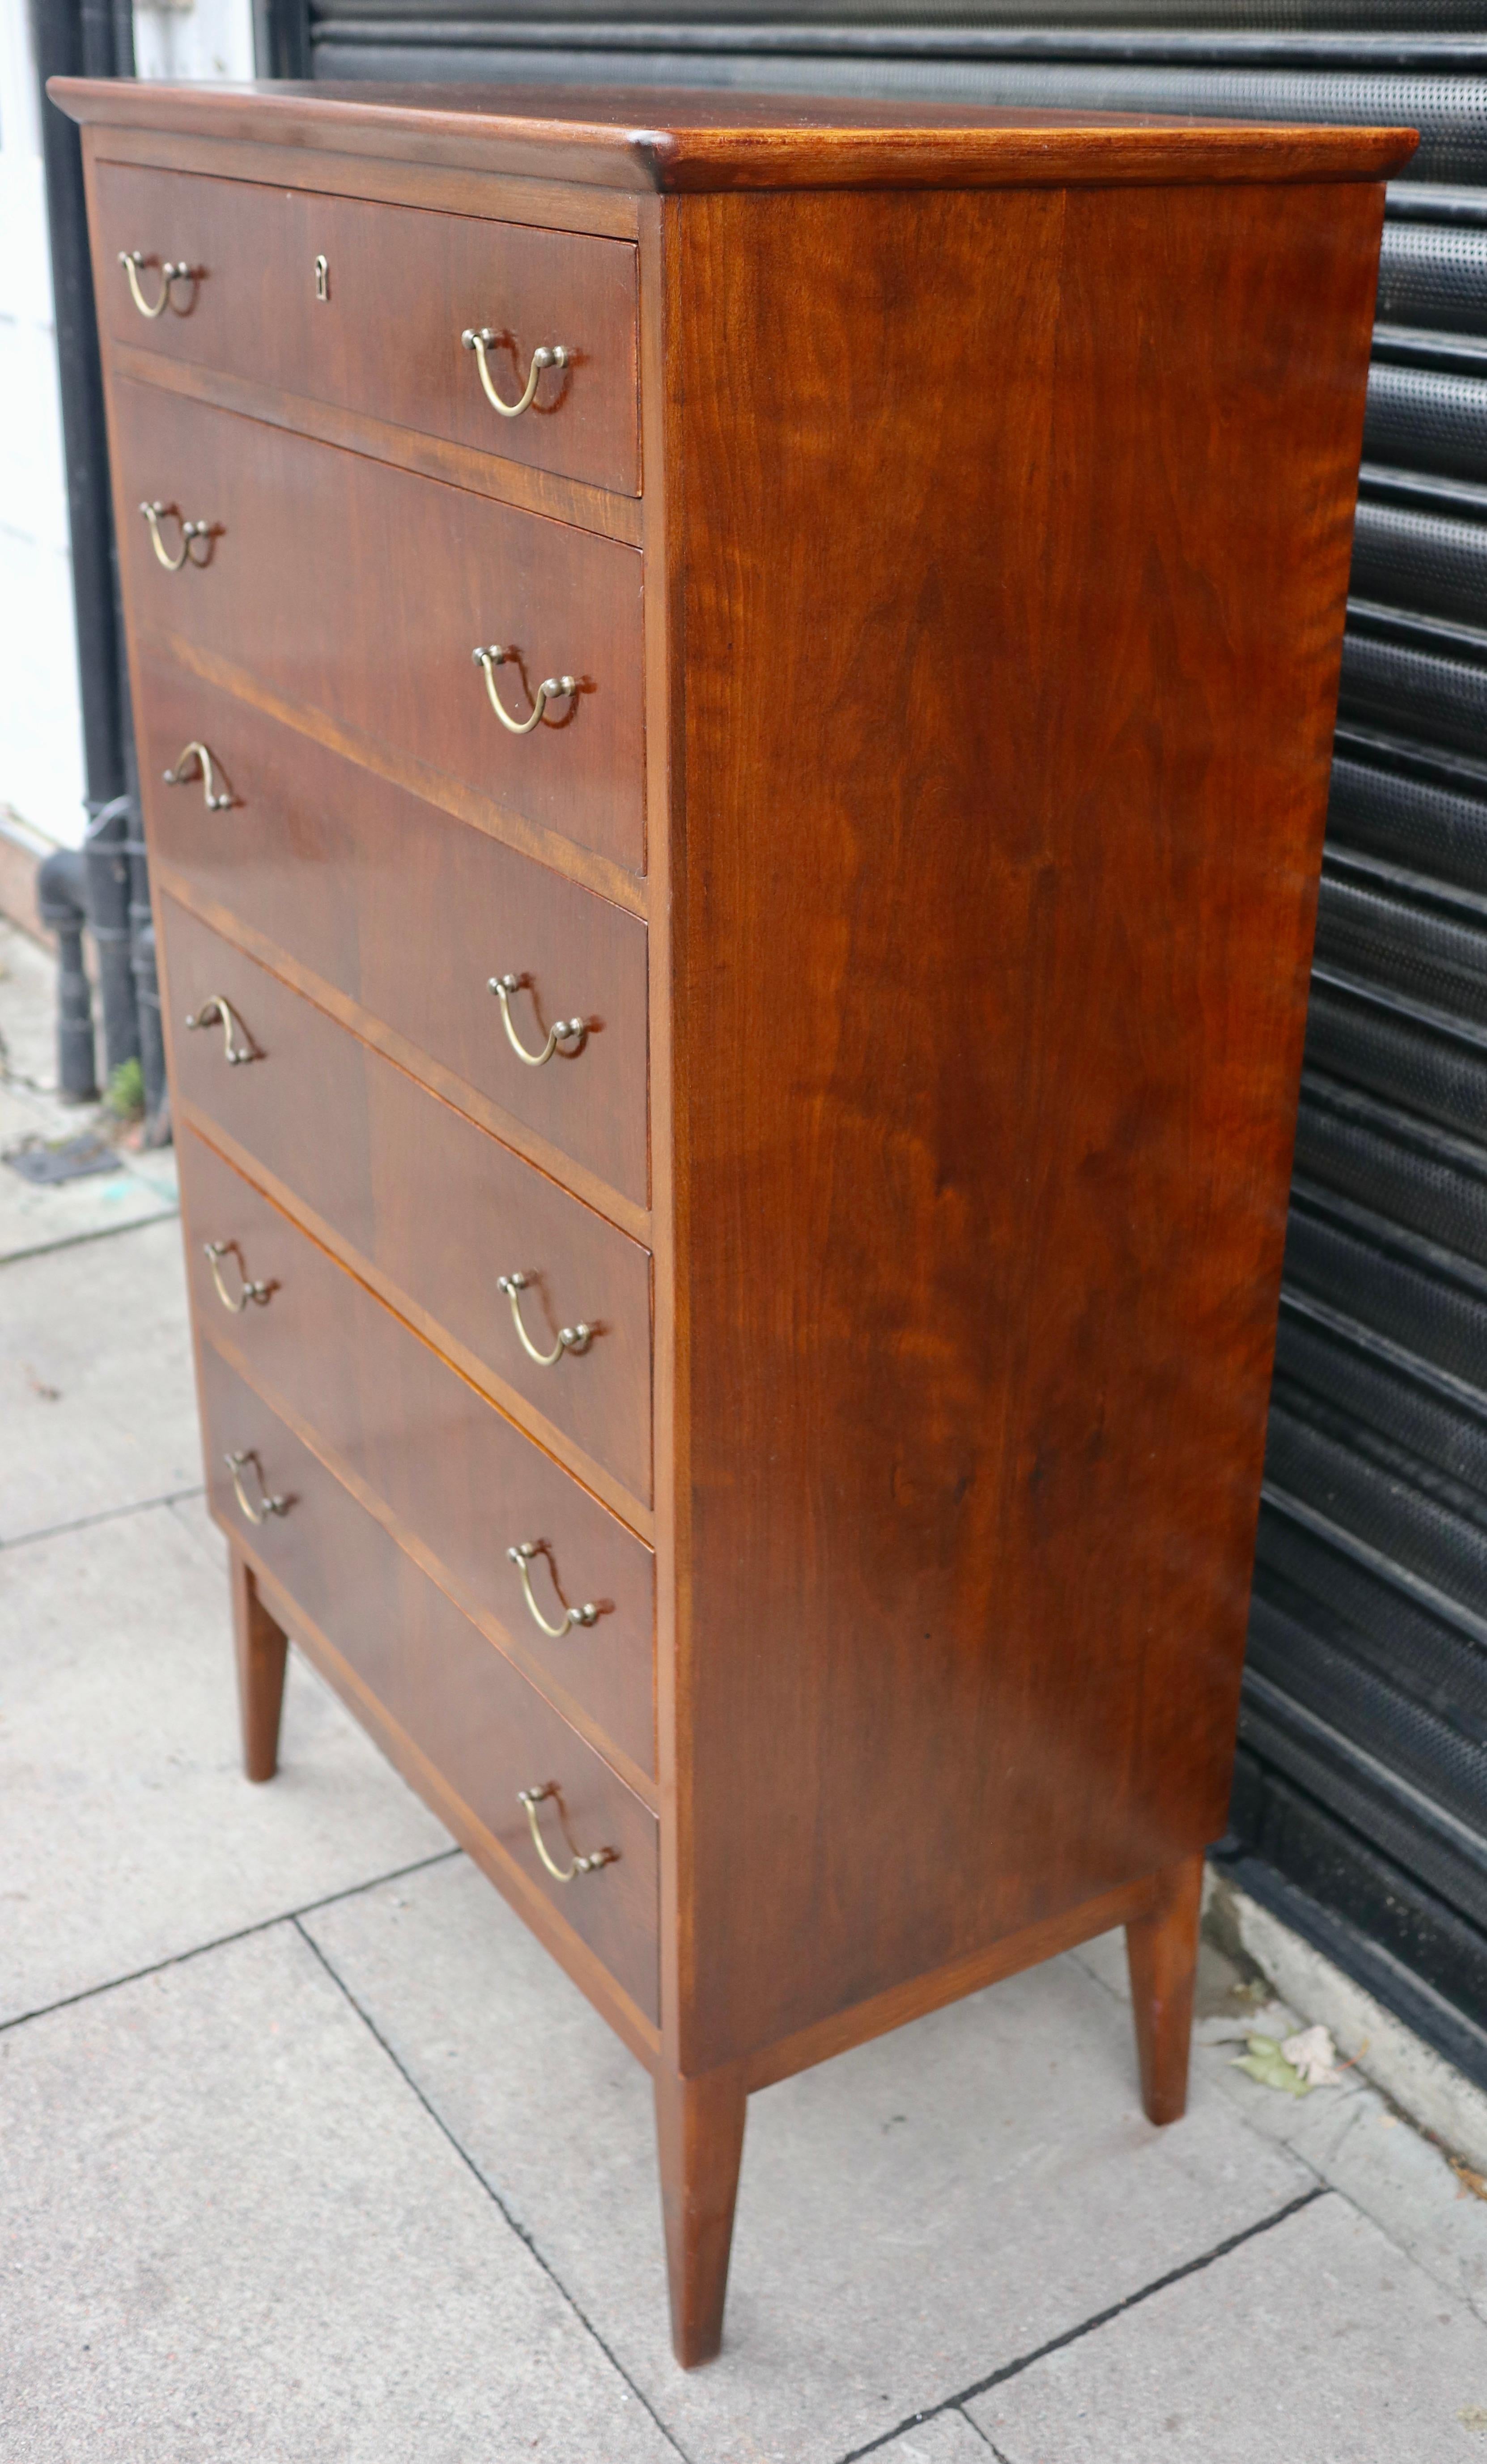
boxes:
[271,0,1487,2077]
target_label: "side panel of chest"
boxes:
[666,179,1385,2071]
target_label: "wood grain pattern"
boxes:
[667,178,1386,2074]
[152,630,648,917]
[112,345,644,545]
[1126,1851,1205,2126]
[67,76,1404,2366]
[51,79,1417,195]
[88,126,644,238]
[654,2065,747,2370]
[181,1125,658,1783]
[115,380,646,873]
[230,1541,288,1781]
[160,893,654,1505]
[96,159,641,494]
[201,1341,659,2018]
[137,646,650,1209]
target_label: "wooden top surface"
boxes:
[50,77,1417,192]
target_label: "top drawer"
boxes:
[92,161,641,499]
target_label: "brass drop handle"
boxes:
[460,327,569,418]
[225,1449,288,1525]
[204,1240,272,1314]
[473,646,576,736]
[163,741,234,811]
[489,974,586,1067]
[119,250,195,318]
[140,500,214,571]
[507,1541,599,1638]
[517,1784,614,1882]
[184,993,255,1066]
[496,1271,591,1367]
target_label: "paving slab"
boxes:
[0,922,177,1260]
[0,1501,450,2023]
[969,2189,1487,2464]
[304,1857,1312,2464]
[1074,1924,1487,2327]
[874,2412,998,2461]
[0,1082,177,1259]
[0,1923,677,2464]
[0,1214,200,1541]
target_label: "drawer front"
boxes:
[138,649,649,1209]
[95,161,641,497]
[115,383,645,875]
[180,1127,656,1779]
[199,1342,658,2020]
[161,895,653,1506]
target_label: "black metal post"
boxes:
[34,847,98,1103]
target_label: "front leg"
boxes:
[654,2062,748,2368]
[230,1541,288,1783]
[1126,1851,1205,2126]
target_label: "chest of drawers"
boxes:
[56,73,1413,2365]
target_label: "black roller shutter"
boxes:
[268,0,1487,2078]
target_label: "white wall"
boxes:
[133,0,254,87]
[0,0,89,849]
[0,0,255,856]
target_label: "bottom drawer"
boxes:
[198,1342,658,2023]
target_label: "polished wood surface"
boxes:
[110,343,644,545]
[230,1541,288,1781]
[160,894,654,1505]
[55,79,1417,194]
[138,648,650,1209]
[115,381,646,873]
[181,1125,657,1782]
[667,176,1387,2076]
[654,2064,748,2371]
[200,1341,659,2017]
[95,158,641,495]
[64,75,1408,2367]
[1126,1852,1206,2127]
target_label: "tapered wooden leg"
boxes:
[654,2064,748,2368]
[1126,1851,1205,2125]
[230,1543,289,1783]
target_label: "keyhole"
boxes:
[314,253,329,303]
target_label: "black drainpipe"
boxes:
[30,0,169,1137]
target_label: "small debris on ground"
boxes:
[1231,2024,1351,2096]
[1231,2034,1313,2097]
[1282,2024,1347,2087]
[3,1132,124,1186]
[1451,2158,1487,2204]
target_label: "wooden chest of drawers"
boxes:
[56,74,1414,2365]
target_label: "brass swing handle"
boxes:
[517,1785,614,1882]
[163,741,234,811]
[460,328,569,418]
[204,1240,272,1314]
[496,1271,591,1367]
[473,647,575,736]
[119,250,197,318]
[507,1541,598,1638]
[140,501,215,571]
[225,1449,289,1525]
[184,993,255,1066]
[489,974,586,1067]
